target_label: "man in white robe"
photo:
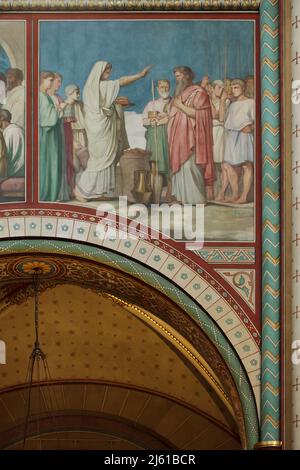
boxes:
[220,79,254,204]
[64,83,88,174]
[0,108,25,177]
[210,80,230,201]
[211,80,230,164]
[74,61,151,201]
[4,68,25,130]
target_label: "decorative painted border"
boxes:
[0,238,259,449]
[196,248,256,264]
[291,0,299,451]
[0,0,284,447]
[0,214,260,344]
[215,269,255,312]
[0,1,261,12]
[260,0,281,443]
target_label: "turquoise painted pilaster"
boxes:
[260,0,281,444]
[0,239,260,448]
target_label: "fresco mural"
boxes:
[0,21,26,203]
[39,20,255,242]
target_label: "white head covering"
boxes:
[79,61,121,173]
[65,83,79,97]
[83,61,107,112]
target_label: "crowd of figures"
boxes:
[143,70,254,205]
[33,61,255,205]
[40,61,254,205]
[39,72,88,201]
[39,63,150,202]
[0,69,25,183]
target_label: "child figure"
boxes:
[64,84,88,178]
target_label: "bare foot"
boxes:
[74,188,87,203]
[164,197,173,204]
[225,195,239,203]
[235,196,248,204]
[165,197,183,205]
[206,187,214,200]
[215,193,226,202]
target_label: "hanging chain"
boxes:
[31,269,45,361]
[22,268,45,449]
[34,270,40,350]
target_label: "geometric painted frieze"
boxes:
[0,246,261,434]
[0,237,262,419]
[0,214,260,346]
[196,248,255,264]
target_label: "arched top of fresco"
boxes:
[0,237,259,448]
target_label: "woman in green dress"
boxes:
[39,71,64,201]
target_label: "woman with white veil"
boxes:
[74,61,151,201]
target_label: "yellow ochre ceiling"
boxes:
[0,283,241,450]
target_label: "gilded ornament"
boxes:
[0,0,261,11]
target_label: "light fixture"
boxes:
[22,267,54,450]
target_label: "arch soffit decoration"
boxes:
[0,238,259,449]
[0,285,241,449]
[0,218,260,364]
[0,279,237,428]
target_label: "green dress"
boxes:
[144,123,170,174]
[39,92,63,201]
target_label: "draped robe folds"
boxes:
[63,118,75,190]
[71,102,88,173]
[143,98,170,174]
[5,85,25,130]
[76,61,128,199]
[39,91,63,201]
[0,131,7,177]
[211,97,230,164]
[3,123,25,177]
[50,94,70,202]
[0,80,6,106]
[224,98,254,166]
[168,85,215,186]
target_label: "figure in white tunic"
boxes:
[74,61,151,202]
[210,80,230,200]
[218,79,254,204]
[4,68,25,130]
[0,108,24,177]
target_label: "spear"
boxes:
[152,79,159,179]
[238,38,241,77]
[152,79,155,108]
[224,39,228,83]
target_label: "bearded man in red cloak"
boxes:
[168,66,215,203]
